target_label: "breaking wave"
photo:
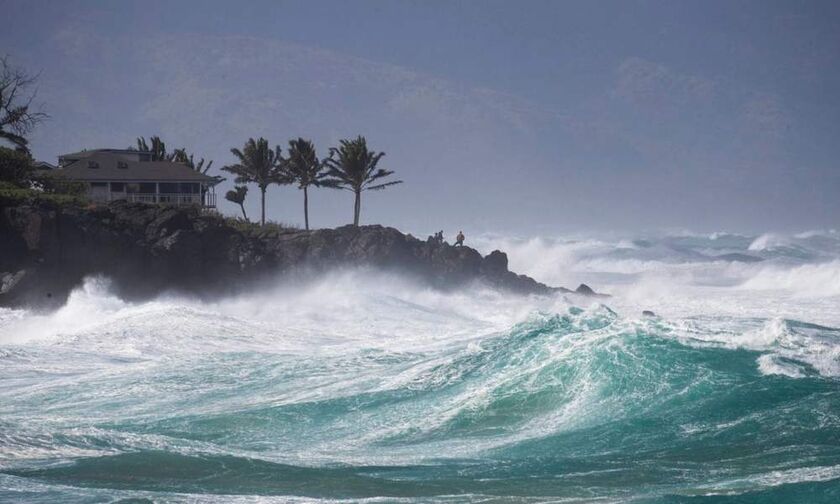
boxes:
[2,229,840,502]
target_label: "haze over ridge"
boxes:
[2,0,838,233]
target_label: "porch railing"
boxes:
[111,192,216,207]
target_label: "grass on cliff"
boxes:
[216,215,301,235]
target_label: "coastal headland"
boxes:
[1,200,603,309]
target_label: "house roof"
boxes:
[60,148,142,159]
[59,152,220,184]
[34,161,57,170]
[58,149,151,165]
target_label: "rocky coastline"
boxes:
[0,200,603,309]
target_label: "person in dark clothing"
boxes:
[455,230,465,247]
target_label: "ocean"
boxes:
[1,229,839,503]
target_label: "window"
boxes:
[91,182,107,188]
[117,161,128,169]
[159,183,179,193]
[110,182,125,192]
[180,183,199,194]
[138,183,156,193]
[87,161,99,169]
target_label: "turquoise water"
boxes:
[1,231,839,502]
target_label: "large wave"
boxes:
[1,229,839,502]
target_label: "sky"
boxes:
[2,0,838,234]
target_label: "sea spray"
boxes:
[2,230,839,502]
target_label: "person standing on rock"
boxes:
[455,230,465,247]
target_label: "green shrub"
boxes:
[32,171,88,195]
[0,147,34,186]
[0,180,31,201]
[0,180,87,207]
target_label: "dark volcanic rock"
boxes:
[574,283,611,298]
[0,201,606,308]
[481,250,509,274]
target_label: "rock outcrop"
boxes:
[0,201,604,309]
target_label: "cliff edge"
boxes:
[0,201,601,309]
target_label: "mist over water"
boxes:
[1,230,839,502]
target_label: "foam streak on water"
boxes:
[1,230,839,502]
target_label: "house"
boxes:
[55,149,221,207]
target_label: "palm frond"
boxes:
[366,180,403,191]
[322,136,400,193]
[224,185,248,203]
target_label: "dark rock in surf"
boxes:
[572,283,609,297]
[642,310,656,317]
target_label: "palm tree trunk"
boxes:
[260,186,266,226]
[353,190,361,226]
[303,186,310,231]
[239,203,248,222]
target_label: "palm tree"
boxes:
[323,136,402,226]
[134,136,214,173]
[222,137,289,225]
[225,185,249,222]
[135,136,169,161]
[283,138,334,230]
[172,148,213,174]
